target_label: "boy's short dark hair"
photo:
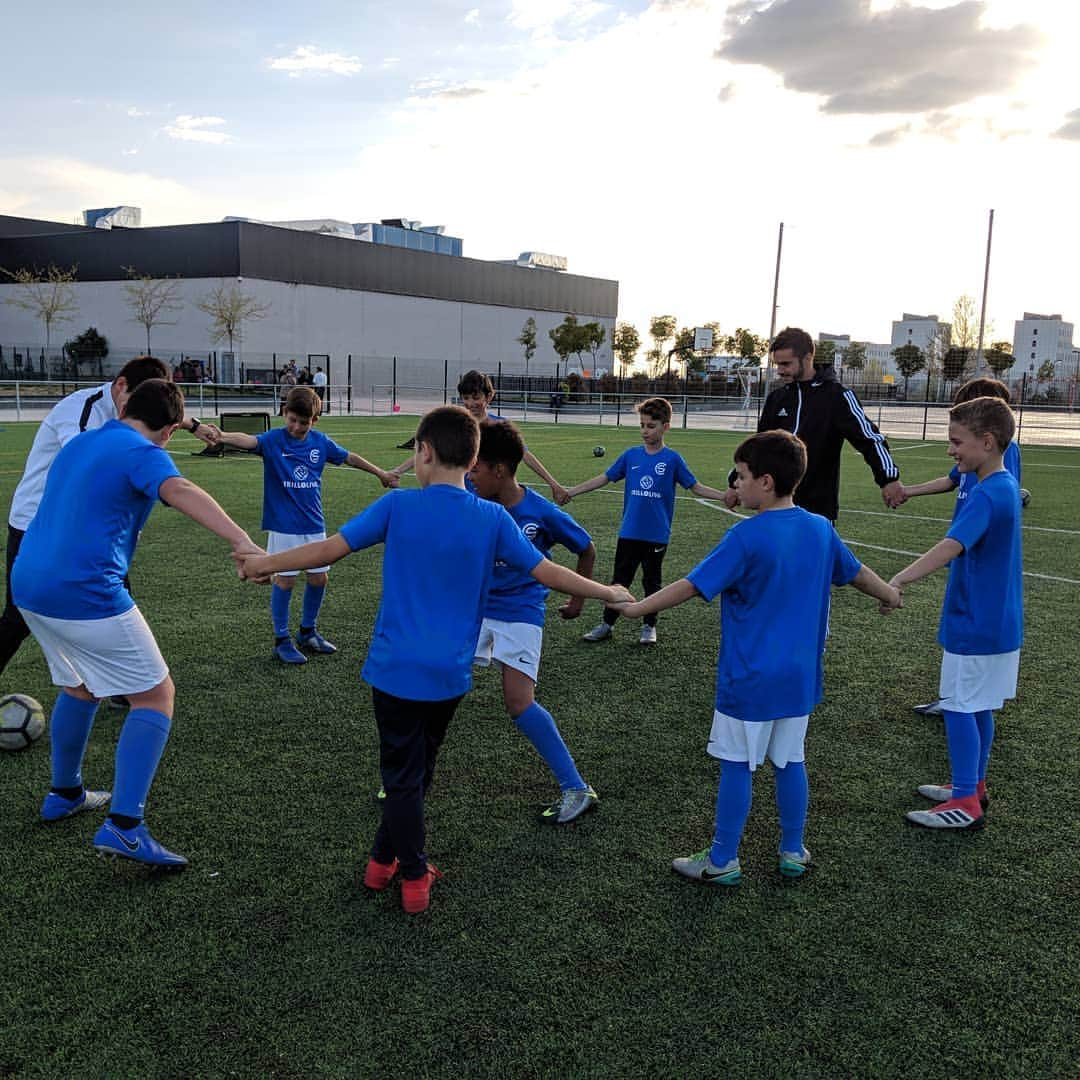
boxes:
[733,430,807,497]
[636,397,672,424]
[123,378,185,431]
[954,377,1010,405]
[457,370,495,399]
[284,385,322,419]
[477,421,525,473]
[770,327,815,361]
[117,355,170,389]
[950,397,1016,451]
[416,405,480,468]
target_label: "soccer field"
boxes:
[1,415,1077,1078]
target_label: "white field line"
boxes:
[840,507,1080,537]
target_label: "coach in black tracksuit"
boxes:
[725,327,902,521]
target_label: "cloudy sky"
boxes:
[3,0,1079,348]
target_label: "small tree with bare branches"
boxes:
[123,267,184,353]
[2,264,80,358]
[195,282,271,356]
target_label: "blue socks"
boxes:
[270,584,293,638]
[975,709,995,781]
[774,761,808,855]
[49,693,100,790]
[710,760,752,866]
[513,702,585,791]
[943,710,980,799]
[111,708,172,820]
[300,583,326,633]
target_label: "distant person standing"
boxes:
[723,327,902,521]
[313,367,328,412]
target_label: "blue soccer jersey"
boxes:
[606,446,696,544]
[255,427,349,534]
[940,471,1023,655]
[484,487,592,628]
[12,420,180,620]
[339,485,543,700]
[687,508,862,722]
[949,441,1021,521]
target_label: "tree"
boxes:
[612,322,640,374]
[891,342,925,395]
[649,315,677,368]
[582,321,606,374]
[723,328,769,366]
[815,340,836,367]
[64,327,109,376]
[942,346,971,384]
[195,282,271,355]
[124,267,184,353]
[984,341,1015,377]
[549,315,590,376]
[840,340,867,372]
[517,316,537,368]
[2,264,80,357]
[1036,359,1055,382]
[951,294,979,350]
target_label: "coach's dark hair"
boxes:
[416,405,480,468]
[637,396,672,424]
[123,378,185,431]
[457,369,495,399]
[733,429,807,497]
[770,327,815,361]
[477,420,525,474]
[950,396,1016,452]
[953,376,1010,405]
[117,355,170,390]
[284,385,322,419]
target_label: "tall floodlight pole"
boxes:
[975,209,994,376]
[769,221,784,343]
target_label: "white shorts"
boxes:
[267,530,329,576]
[707,710,809,772]
[939,649,1019,712]
[19,606,169,699]
[473,618,542,682]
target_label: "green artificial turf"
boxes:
[1,414,1077,1078]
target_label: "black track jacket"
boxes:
[757,366,899,521]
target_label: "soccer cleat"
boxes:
[274,638,308,665]
[672,849,742,886]
[396,437,417,450]
[92,820,189,867]
[541,786,598,825]
[917,783,989,810]
[374,785,387,803]
[401,863,443,914]
[296,629,337,655]
[912,699,944,716]
[40,788,111,822]
[639,625,658,645]
[363,857,399,891]
[582,623,612,643]
[906,796,985,831]
[778,847,811,878]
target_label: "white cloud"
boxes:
[127,106,149,118]
[162,115,230,145]
[121,148,139,156]
[267,45,362,77]
[465,8,480,24]
[508,0,610,34]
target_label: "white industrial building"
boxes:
[1012,312,1074,374]
[891,313,951,354]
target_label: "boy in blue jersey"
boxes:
[894,378,1024,719]
[237,406,632,914]
[208,386,397,664]
[610,430,899,884]
[469,422,599,824]
[565,397,728,645]
[13,379,261,868]
[890,397,1023,830]
[389,370,569,504]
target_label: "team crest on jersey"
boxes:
[293,465,310,481]
[521,522,540,541]
[639,475,654,490]
[309,449,320,464]
[654,461,667,476]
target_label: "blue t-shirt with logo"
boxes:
[940,471,1023,655]
[12,420,180,620]
[687,508,861,722]
[606,445,696,544]
[484,487,592,628]
[339,485,543,700]
[949,441,1021,521]
[255,427,349,534]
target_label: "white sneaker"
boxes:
[582,623,612,643]
[639,625,657,645]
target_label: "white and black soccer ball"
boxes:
[592,445,606,458]
[0,693,46,751]
[1020,487,1031,508]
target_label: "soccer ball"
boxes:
[592,446,606,458]
[0,693,46,751]
[1020,487,1031,508]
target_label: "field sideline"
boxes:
[1,414,1077,1078]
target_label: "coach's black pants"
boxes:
[370,687,463,880]
[0,526,30,676]
[602,537,667,628]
